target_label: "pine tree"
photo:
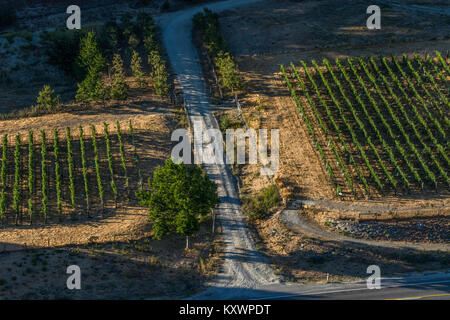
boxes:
[131,50,146,89]
[148,50,170,96]
[75,31,108,103]
[110,53,129,100]
[36,85,60,110]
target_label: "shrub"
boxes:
[128,34,140,49]
[243,184,281,221]
[36,85,60,110]
[148,50,170,96]
[110,53,129,100]
[216,52,241,92]
[131,50,147,89]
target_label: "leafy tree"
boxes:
[110,53,129,100]
[36,85,60,110]
[216,52,241,92]
[136,159,219,249]
[131,50,146,89]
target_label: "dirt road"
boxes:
[159,0,280,297]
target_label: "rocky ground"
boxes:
[320,216,450,244]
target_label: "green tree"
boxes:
[131,50,146,89]
[75,31,108,103]
[36,85,60,110]
[110,53,129,100]
[216,52,241,92]
[136,159,219,249]
[77,31,106,72]
[148,50,170,96]
[128,34,140,49]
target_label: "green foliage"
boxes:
[215,52,241,92]
[36,85,60,110]
[131,50,147,89]
[116,121,129,189]
[66,128,76,209]
[193,9,241,93]
[91,125,104,211]
[129,120,142,189]
[136,159,219,242]
[28,131,34,221]
[110,54,129,100]
[128,34,140,49]
[79,126,90,216]
[193,9,227,57]
[54,129,62,218]
[148,50,170,96]
[104,122,117,205]
[243,184,281,221]
[77,31,106,73]
[75,31,108,103]
[13,135,21,224]
[40,130,48,223]
[143,33,159,53]
[0,135,7,221]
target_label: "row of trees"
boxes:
[193,9,241,92]
[36,12,171,110]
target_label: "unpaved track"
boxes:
[280,209,450,251]
[159,0,280,298]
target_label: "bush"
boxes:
[36,85,60,110]
[243,184,281,221]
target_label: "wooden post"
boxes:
[212,209,215,234]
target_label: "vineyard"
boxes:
[281,51,449,199]
[0,120,143,225]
